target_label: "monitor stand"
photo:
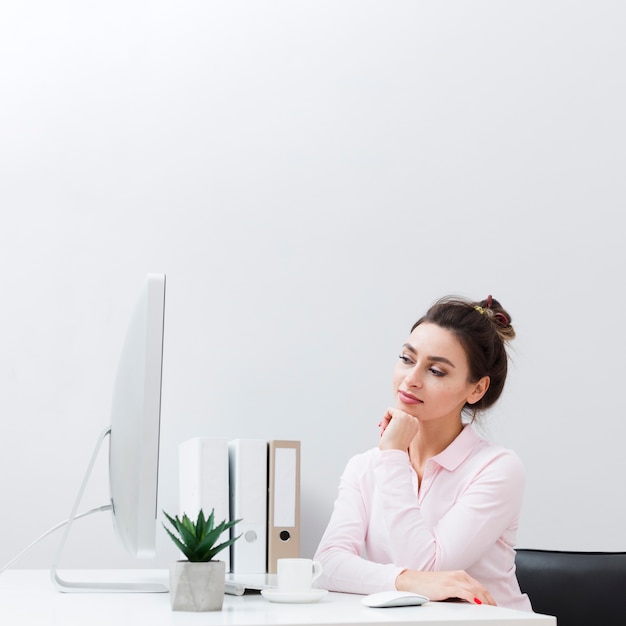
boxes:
[50,427,168,593]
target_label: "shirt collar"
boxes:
[429,423,482,471]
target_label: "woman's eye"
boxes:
[399,354,413,364]
[429,367,445,377]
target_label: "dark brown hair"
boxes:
[411,295,515,419]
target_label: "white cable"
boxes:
[0,504,112,575]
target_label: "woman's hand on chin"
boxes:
[378,408,419,451]
[395,569,496,606]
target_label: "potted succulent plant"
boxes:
[163,508,241,611]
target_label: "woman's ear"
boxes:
[468,376,490,405]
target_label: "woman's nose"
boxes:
[405,365,422,387]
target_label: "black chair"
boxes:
[515,548,626,626]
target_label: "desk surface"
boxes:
[0,570,556,626]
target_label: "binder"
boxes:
[266,440,300,573]
[228,439,268,573]
[178,437,231,572]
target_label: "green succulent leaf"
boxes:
[205,508,215,533]
[163,526,195,560]
[195,509,207,539]
[201,534,243,562]
[178,517,200,548]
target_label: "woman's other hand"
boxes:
[395,569,496,606]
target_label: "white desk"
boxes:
[0,570,556,626]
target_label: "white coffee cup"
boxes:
[276,558,323,593]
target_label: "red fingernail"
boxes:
[474,598,482,605]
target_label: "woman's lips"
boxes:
[398,390,422,405]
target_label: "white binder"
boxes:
[228,438,268,573]
[267,440,300,573]
[178,437,231,572]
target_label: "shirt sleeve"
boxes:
[314,452,404,594]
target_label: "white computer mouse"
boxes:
[361,590,429,608]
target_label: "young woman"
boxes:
[314,295,531,611]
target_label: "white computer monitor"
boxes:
[51,273,167,592]
[109,273,165,559]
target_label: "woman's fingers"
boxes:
[445,571,496,606]
[378,410,392,436]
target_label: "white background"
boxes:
[1,1,624,571]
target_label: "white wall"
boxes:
[1,1,624,571]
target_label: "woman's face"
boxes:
[392,322,488,425]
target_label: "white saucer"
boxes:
[261,588,328,604]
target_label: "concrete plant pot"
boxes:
[169,560,226,612]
